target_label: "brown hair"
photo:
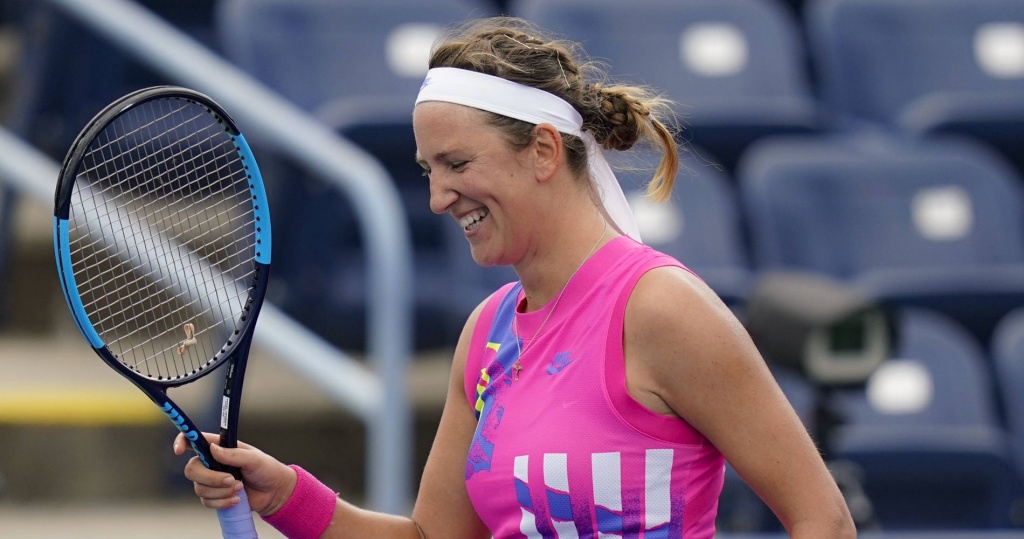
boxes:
[428,17,678,202]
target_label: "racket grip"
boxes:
[217,488,259,538]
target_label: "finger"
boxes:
[195,477,246,501]
[184,456,235,487]
[199,494,241,510]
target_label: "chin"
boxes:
[470,252,497,268]
[468,245,502,268]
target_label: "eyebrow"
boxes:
[415,150,455,168]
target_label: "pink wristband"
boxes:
[262,465,337,539]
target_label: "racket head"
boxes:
[53,86,272,388]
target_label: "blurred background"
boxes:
[2,0,1024,536]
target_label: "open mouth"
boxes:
[459,208,489,232]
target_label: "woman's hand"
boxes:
[173,432,297,517]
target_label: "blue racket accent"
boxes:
[53,217,78,335]
[234,134,272,265]
[218,489,257,538]
[55,217,102,349]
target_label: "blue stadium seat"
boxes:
[827,308,1023,529]
[807,0,1024,174]
[607,147,752,305]
[512,0,819,172]
[737,130,1024,345]
[215,0,495,112]
[991,308,1024,487]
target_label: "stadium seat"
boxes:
[512,0,819,172]
[991,308,1024,486]
[807,0,1024,174]
[607,147,753,305]
[717,308,1024,531]
[215,0,495,113]
[826,308,1023,529]
[737,130,1024,345]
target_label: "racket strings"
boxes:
[67,97,258,380]
[71,177,253,281]
[76,104,240,377]
[72,189,255,302]
[77,103,217,183]
[105,254,258,367]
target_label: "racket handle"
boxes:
[217,488,259,538]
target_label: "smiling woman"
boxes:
[179,16,856,539]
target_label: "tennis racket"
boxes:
[52,86,270,539]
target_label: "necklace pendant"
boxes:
[512,360,523,381]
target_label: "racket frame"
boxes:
[52,85,272,477]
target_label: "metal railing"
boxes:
[0,0,415,514]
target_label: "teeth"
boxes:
[459,209,489,231]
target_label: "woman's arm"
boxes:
[623,266,856,538]
[177,299,492,539]
[408,298,492,539]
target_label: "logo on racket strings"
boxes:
[177,322,198,355]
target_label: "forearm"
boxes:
[320,499,424,539]
[262,465,422,539]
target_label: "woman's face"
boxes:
[413,102,536,267]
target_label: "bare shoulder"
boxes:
[622,265,769,427]
[625,265,747,353]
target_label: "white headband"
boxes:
[415,67,641,242]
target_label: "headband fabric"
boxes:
[415,67,641,242]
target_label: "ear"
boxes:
[532,123,563,183]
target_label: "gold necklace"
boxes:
[512,221,608,381]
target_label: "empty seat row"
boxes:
[212,0,1024,175]
[720,305,1024,531]
[6,0,1024,354]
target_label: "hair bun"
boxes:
[589,88,649,151]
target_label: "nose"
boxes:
[428,173,458,215]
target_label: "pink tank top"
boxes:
[464,236,725,539]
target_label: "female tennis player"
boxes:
[175,16,856,539]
